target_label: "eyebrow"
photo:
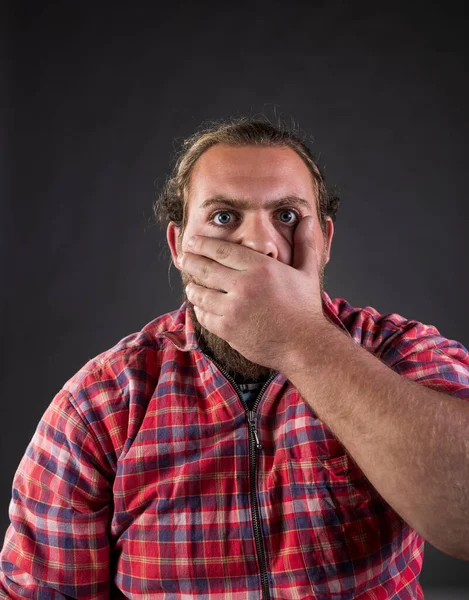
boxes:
[199,195,313,211]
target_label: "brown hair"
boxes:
[152,115,341,245]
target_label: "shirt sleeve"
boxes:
[384,320,469,400]
[0,388,114,599]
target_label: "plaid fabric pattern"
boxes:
[1,290,469,599]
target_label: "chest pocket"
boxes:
[287,453,404,596]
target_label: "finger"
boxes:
[182,235,254,270]
[186,282,226,316]
[193,305,223,335]
[292,216,317,273]
[182,253,238,292]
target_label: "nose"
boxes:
[235,213,279,259]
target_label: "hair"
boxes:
[152,115,341,246]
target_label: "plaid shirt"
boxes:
[2,290,469,599]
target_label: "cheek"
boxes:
[182,221,226,244]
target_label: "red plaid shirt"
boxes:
[2,291,469,599]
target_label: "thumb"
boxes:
[292,216,318,273]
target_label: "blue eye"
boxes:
[209,208,300,227]
[278,210,298,224]
[213,211,233,225]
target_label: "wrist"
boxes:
[282,315,337,381]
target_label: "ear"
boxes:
[166,222,183,271]
[323,217,334,265]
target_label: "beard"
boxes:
[179,248,328,381]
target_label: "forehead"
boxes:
[188,144,317,206]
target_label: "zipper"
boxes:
[204,352,276,600]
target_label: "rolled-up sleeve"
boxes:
[0,389,114,599]
[385,320,469,400]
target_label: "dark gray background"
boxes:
[2,1,468,595]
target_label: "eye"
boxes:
[211,210,236,226]
[277,209,299,224]
[208,208,301,227]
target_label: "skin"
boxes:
[167,143,334,380]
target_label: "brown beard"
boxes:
[179,248,328,381]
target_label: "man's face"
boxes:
[167,143,334,380]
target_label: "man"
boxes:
[1,117,468,599]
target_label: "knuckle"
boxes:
[260,262,274,277]
[216,243,231,259]
[236,286,247,300]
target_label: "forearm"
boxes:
[284,319,469,561]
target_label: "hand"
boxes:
[180,216,328,374]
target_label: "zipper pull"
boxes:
[248,410,262,451]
